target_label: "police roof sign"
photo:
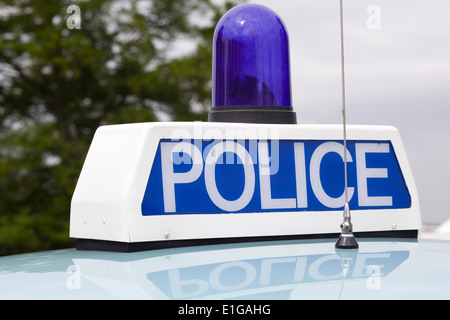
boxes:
[70,122,421,251]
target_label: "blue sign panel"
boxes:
[141,139,411,215]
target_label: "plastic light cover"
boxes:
[212,4,292,108]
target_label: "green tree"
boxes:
[0,0,239,256]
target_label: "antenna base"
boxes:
[335,234,359,249]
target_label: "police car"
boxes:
[1,4,450,301]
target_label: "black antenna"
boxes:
[335,0,358,249]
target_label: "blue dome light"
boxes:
[208,4,297,124]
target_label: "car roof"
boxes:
[1,237,450,299]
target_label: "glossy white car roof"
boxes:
[1,238,450,299]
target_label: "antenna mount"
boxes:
[335,203,359,249]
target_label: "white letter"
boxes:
[258,142,296,209]
[310,142,354,208]
[66,5,81,29]
[204,141,255,212]
[294,143,308,208]
[355,143,392,207]
[161,142,203,212]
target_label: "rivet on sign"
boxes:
[164,231,170,239]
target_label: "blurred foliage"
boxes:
[0,0,240,256]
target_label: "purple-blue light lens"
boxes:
[212,4,292,108]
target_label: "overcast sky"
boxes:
[245,0,450,224]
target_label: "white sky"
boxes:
[249,0,450,224]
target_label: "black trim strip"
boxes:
[208,106,297,124]
[76,229,418,252]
